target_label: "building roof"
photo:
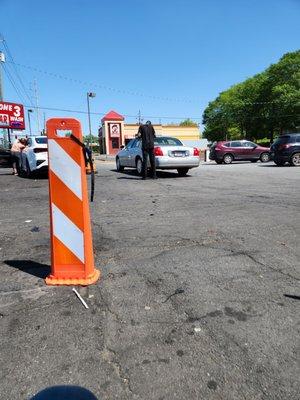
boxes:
[101,110,124,122]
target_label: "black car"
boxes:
[0,146,12,168]
[270,133,300,166]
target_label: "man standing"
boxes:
[138,120,157,179]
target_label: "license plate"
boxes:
[174,152,185,157]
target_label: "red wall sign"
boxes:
[0,102,25,130]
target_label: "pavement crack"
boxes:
[102,348,133,395]
[230,250,300,282]
[98,290,122,323]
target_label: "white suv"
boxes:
[20,136,48,176]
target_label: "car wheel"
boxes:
[290,152,300,166]
[136,157,143,175]
[260,152,270,163]
[251,160,258,163]
[177,168,189,176]
[116,157,124,172]
[223,154,233,164]
[215,160,223,164]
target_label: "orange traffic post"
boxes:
[45,118,100,286]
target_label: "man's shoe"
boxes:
[142,177,147,180]
[152,176,158,179]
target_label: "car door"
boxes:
[128,139,142,167]
[230,141,243,160]
[25,138,36,171]
[240,141,258,160]
[120,139,135,166]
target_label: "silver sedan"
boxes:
[116,136,200,176]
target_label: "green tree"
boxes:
[202,50,300,142]
[179,118,199,127]
[83,135,99,144]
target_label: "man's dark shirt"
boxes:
[138,124,156,149]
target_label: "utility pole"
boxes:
[33,79,40,135]
[0,49,7,146]
[43,112,46,135]
[0,51,5,101]
[138,110,143,125]
[27,109,33,136]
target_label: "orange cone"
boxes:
[45,118,100,286]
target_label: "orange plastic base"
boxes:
[45,268,100,286]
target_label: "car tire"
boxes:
[116,157,124,172]
[136,157,143,175]
[177,168,189,176]
[289,152,300,167]
[223,153,233,164]
[215,160,223,164]
[260,152,270,163]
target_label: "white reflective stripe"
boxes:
[52,203,84,263]
[48,139,82,200]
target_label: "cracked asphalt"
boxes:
[0,161,299,400]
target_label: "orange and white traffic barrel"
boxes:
[45,118,100,286]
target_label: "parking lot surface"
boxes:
[0,161,299,400]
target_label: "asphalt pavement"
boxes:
[0,161,299,400]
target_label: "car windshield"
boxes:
[154,137,183,146]
[35,137,48,144]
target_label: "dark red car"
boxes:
[209,140,270,164]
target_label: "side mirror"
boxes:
[120,145,125,149]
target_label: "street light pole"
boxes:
[0,51,5,102]
[27,109,33,136]
[87,92,96,148]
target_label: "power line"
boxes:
[22,104,203,121]
[23,104,298,122]
[2,63,27,104]
[0,35,34,105]
[8,61,199,104]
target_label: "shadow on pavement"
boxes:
[21,171,49,179]
[111,169,191,179]
[4,260,50,279]
[258,164,289,168]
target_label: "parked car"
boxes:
[209,140,270,164]
[0,145,12,167]
[19,136,48,176]
[270,133,300,166]
[116,136,200,176]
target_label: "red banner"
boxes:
[0,102,25,130]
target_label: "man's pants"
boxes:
[142,148,156,178]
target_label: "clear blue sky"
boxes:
[0,0,299,136]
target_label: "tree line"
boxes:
[202,50,300,143]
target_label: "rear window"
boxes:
[35,137,47,144]
[154,137,183,146]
